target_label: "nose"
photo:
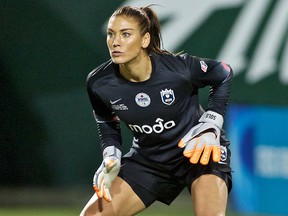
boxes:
[112,35,120,47]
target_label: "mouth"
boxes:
[111,51,123,57]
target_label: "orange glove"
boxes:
[178,111,223,165]
[93,146,121,202]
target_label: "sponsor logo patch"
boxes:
[135,93,151,107]
[128,118,176,134]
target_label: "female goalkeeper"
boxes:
[81,5,233,216]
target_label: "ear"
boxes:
[141,32,151,49]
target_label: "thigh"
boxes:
[191,174,228,216]
[80,176,146,216]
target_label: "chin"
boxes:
[111,57,128,65]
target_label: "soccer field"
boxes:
[0,201,276,216]
[0,207,79,216]
[0,207,242,216]
[0,207,274,216]
[0,189,276,216]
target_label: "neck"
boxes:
[119,54,152,82]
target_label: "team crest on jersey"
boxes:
[160,89,175,105]
[200,60,208,72]
[135,93,151,107]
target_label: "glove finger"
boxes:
[93,185,102,199]
[93,168,104,188]
[103,186,112,202]
[183,148,193,158]
[93,185,99,194]
[103,159,116,173]
[212,146,221,162]
[178,138,186,148]
[103,173,112,189]
[183,137,199,157]
[190,147,203,164]
[178,124,203,148]
[93,178,104,198]
[190,137,205,164]
[200,145,212,165]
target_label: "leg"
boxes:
[80,176,146,216]
[191,174,228,216]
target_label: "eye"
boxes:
[107,31,113,38]
[122,32,130,37]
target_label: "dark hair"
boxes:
[110,5,169,54]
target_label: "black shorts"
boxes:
[118,146,232,207]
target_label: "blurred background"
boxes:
[1,0,288,215]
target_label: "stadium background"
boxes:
[1,0,288,215]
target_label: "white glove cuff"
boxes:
[103,146,122,159]
[199,110,223,128]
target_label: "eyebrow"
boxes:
[107,28,134,32]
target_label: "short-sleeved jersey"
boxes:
[87,53,233,163]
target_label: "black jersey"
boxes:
[87,53,233,163]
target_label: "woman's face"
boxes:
[106,15,150,65]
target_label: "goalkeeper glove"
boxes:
[93,146,121,202]
[178,111,223,165]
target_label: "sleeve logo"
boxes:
[200,60,208,72]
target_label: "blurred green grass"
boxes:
[0,207,80,216]
[0,207,271,216]
[0,189,279,216]
[0,204,273,216]
[0,207,242,216]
